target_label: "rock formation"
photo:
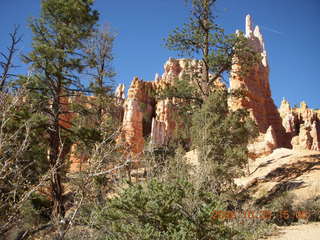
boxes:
[230,14,290,152]
[248,126,278,158]
[292,125,313,150]
[118,58,206,154]
[311,121,320,151]
[279,100,320,151]
[150,98,177,147]
[118,15,320,156]
[279,98,297,136]
[119,77,155,154]
[66,14,320,171]
[115,83,125,104]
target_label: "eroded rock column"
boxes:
[230,14,289,149]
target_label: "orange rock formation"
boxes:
[230,15,290,151]
[118,58,206,154]
[118,15,319,156]
[66,15,320,169]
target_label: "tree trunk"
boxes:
[49,96,66,239]
[203,0,210,97]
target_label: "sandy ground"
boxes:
[186,148,320,240]
[263,223,320,240]
[234,148,320,203]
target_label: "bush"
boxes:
[231,217,275,240]
[21,192,52,227]
[295,197,320,222]
[191,89,258,195]
[79,179,239,240]
[265,192,297,226]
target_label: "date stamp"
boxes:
[211,210,311,221]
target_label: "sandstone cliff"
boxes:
[117,14,319,157]
[118,58,206,154]
[67,15,320,170]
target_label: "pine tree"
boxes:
[164,0,259,195]
[22,0,98,237]
[191,89,258,195]
[85,25,116,124]
[165,0,259,100]
[73,25,119,142]
[79,179,238,240]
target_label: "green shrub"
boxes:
[80,179,239,240]
[18,192,52,234]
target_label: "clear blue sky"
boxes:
[1,0,319,108]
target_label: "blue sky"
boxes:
[1,0,319,108]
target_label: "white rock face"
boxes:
[245,14,268,67]
[115,84,125,100]
[311,121,320,151]
[245,14,254,38]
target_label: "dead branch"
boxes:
[0,25,22,91]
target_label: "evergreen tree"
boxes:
[164,0,259,195]
[77,179,237,240]
[85,25,116,124]
[22,0,99,237]
[165,0,259,100]
[191,89,258,195]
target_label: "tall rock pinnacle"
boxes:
[245,14,254,37]
[230,14,289,148]
[245,14,268,67]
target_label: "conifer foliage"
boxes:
[191,89,258,195]
[80,179,238,240]
[165,0,259,98]
[0,1,271,239]
[22,0,99,238]
[164,0,259,194]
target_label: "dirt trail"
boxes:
[263,223,320,240]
